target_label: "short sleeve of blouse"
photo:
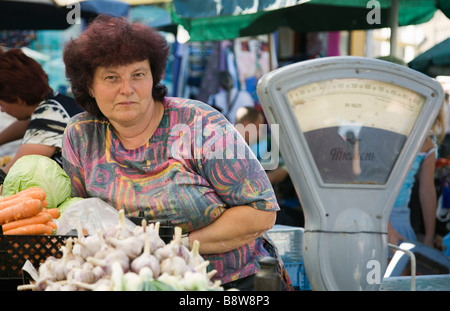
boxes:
[22,99,71,148]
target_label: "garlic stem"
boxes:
[191,240,200,257]
[119,208,125,227]
[17,284,38,291]
[194,260,210,274]
[73,279,112,291]
[206,269,217,280]
[141,218,147,229]
[76,221,84,241]
[173,226,182,245]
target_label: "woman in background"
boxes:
[0,48,83,182]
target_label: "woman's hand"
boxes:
[188,205,276,255]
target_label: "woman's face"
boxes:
[90,59,154,126]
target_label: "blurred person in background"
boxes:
[0,48,83,183]
[388,101,445,251]
[207,70,255,124]
[235,107,304,227]
[438,93,450,157]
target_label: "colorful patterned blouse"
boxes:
[62,97,281,284]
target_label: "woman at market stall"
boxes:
[0,48,83,180]
[61,15,292,291]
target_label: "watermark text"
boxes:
[366,0,381,25]
[66,1,81,25]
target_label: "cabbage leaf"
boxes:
[2,155,71,209]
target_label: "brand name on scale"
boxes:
[330,147,375,161]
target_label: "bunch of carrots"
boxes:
[0,187,60,235]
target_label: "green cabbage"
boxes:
[2,155,71,209]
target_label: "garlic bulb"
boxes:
[157,273,184,291]
[182,270,209,291]
[73,231,102,259]
[67,267,96,284]
[107,236,144,259]
[103,208,133,240]
[154,227,187,261]
[87,249,130,274]
[52,238,77,281]
[111,261,125,291]
[160,255,189,276]
[123,272,142,291]
[188,240,204,268]
[135,221,165,253]
[130,233,160,276]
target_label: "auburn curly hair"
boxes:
[0,48,52,105]
[63,15,170,118]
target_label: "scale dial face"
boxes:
[286,78,426,185]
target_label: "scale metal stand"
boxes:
[257,56,444,290]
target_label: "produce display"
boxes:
[0,155,84,235]
[0,187,60,235]
[17,209,224,291]
[0,156,226,291]
[2,155,72,209]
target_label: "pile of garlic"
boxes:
[17,209,223,291]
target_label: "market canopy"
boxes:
[171,0,450,41]
[408,38,450,77]
[75,0,130,20]
[130,5,171,27]
[0,0,71,30]
[0,0,130,30]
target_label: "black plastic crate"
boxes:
[0,215,175,282]
[0,226,71,280]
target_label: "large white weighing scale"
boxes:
[256,56,444,290]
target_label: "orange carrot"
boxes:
[0,199,43,225]
[4,224,53,235]
[42,200,48,209]
[1,212,52,232]
[46,220,57,230]
[0,187,46,207]
[43,208,60,219]
[0,199,23,212]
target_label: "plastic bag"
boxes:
[56,197,136,235]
